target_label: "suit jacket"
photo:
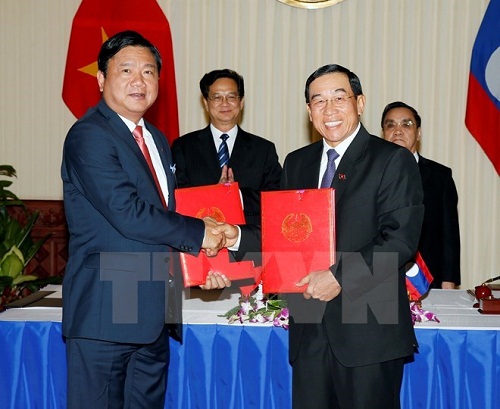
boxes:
[281,125,424,367]
[61,99,205,344]
[171,125,282,225]
[418,155,461,287]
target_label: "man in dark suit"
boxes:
[219,64,424,408]
[61,31,230,409]
[171,69,282,226]
[381,101,461,289]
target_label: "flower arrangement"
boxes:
[221,287,439,329]
[221,286,289,330]
[409,301,440,325]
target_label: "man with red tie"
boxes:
[61,31,230,409]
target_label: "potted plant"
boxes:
[0,165,52,307]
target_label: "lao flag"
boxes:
[465,0,500,175]
[406,252,433,301]
[62,0,179,144]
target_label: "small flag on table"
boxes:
[406,252,433,300]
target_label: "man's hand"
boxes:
[201,217,226,256]
[296,269,341,302]
[199,271,232,290]
[218,165,235,184]
[211,222,240,248]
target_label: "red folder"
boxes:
[174,183,256,287]
[261,188,335,293]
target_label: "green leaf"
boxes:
[0,165,20,205]
[0,246,25,278]
[219,305,242,318]
[0,165,17,178]
[267,299,288,310]
[20,275,63,293]
[12,274,38,285]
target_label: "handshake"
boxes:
[200,217,239,256]
[198,217,241,290]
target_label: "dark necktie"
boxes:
[132,125,167,208]
[217,134,230,167]
[320,149,340,188]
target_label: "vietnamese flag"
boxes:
[62,0,179,144]
[465,0,500,175]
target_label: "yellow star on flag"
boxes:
[78,27,108,77]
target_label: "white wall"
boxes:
[0,0,498,290]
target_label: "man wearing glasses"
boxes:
[218,64,424,408]
[381,101,461,289]
[171,68,282,226]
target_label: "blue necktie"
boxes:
[218,134,230,167]
[320,149,340,188]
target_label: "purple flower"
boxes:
[273,308,289,330]
[409,302,440,325]
[221,292,289,330]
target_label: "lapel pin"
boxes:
[170,164,176,174]
[338,173,346,180]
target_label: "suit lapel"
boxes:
[331,125,370,203]
[97,100,171,210]
[199,126,222,179]
[97,100,141,159]
[230,127,249,167]
[417,156,431,188]
[305,143,323,188]
[97,102,155,185]
[147,122,177,210]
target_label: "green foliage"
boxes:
[0,165,52,303]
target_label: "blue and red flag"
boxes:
[406,252,433,301]
[62,0,179,145]
[465,0,500,175]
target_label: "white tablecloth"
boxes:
[417,289,500,329]
[2,286,500,330]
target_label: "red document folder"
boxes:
[174,183,256,287]
[261,188,336,293]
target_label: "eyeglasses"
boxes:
[382,120,415,131]
[207,93,240,105]
[308,94,355,110]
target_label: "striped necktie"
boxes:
[217,134,230,167]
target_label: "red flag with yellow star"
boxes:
[62,0,179,144]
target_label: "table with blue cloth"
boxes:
[1,288,499,409]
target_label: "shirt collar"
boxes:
[119,115,145,133]
[321,122,361,158]
[210,124,238,140]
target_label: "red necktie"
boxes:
[132,125,167,208]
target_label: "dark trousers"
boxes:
[292,323,405,409]
[66,325,170,409]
